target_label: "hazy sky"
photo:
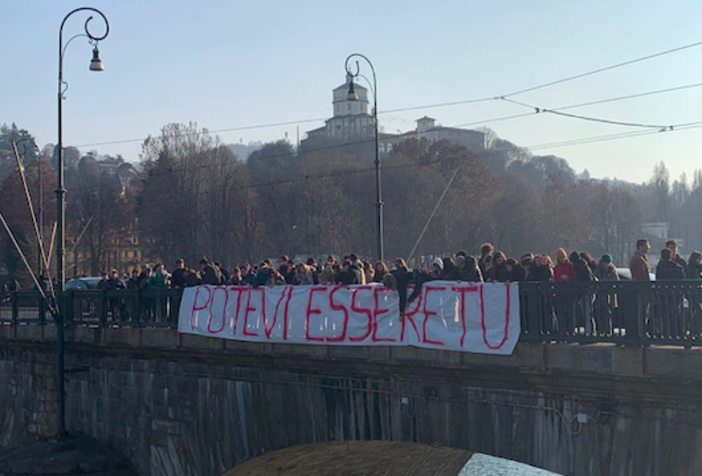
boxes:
[2,0,702,183]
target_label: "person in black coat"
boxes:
[440,257,458,280]
[453,255,483,282]
[656,248,685,280]
[688,251,702,280]
[571,252,595,282]
[215,262,230,285]
[505,258,526,282]
[171,259,188,289]
[666,239,687,278]
[337,261,360,285]
[389,258,414,313]
[529,255,554,281]
[199,260,221,285]
[487,252,509,282]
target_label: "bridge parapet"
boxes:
[1,323,701,405]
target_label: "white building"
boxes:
[301,75,486,156]
[381,116,485,153]
[641,222,669,241]
[305,73,375,143]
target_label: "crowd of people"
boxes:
[4,237,702,337]
[3,238,701,295]
[85,238,701,294]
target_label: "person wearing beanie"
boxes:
[595,255,619,282]
[431,257,444,279]
[554,249,575,282]
[553,247,576,335]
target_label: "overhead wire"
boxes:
[500,39,702,98]
[70,39,702,150]
[452,81,702,130]
[501,97,673,129]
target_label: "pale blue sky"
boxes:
[2,0,702,183]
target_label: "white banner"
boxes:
[178,281,520,355]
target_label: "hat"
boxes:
[455,255,466,266]
[432,258,444,270]
[555,248,568,260]
[110,269,118,275]
[601,254,612,264]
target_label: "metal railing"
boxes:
[3,282,702,347]
[519,281,702,347]
[0,289,182,328]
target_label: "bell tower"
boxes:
[332,73,369,117]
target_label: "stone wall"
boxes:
[1,325,702,476]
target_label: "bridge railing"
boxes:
[3,282,702,347]
[519,281,702,347]
[0,289,181,328]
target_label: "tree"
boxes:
[488,173,543,257]
[385,139,499,258]
[540,173,588,252]
[0,159,57,283]
[0,123,38,185]
[67,154,131,276]
[137,123,261,267]
[589,184,641,264]
[650,161,671,223]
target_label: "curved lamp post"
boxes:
[56,7,109,437]
[345,53,383,262]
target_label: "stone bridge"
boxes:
[0,323,701,476]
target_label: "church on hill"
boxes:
[300,74,487,156]
[303,73,375,144]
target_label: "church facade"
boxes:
[300,74,486,156]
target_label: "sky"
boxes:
[2,0,702,184]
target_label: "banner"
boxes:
[178,281,520,355]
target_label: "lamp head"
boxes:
[347,79,358,101]
[89,46,104,72]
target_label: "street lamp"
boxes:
[345,53,384,263]
[56,7,109,438]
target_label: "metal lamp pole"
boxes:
[57,7,109,437]
[345,53,383,263]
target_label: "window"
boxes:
[347,103,351,111]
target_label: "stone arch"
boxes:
[221,441,473,476]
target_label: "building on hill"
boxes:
[300,76,486,157]
[381,116,485,153]
[304,73,374,145]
